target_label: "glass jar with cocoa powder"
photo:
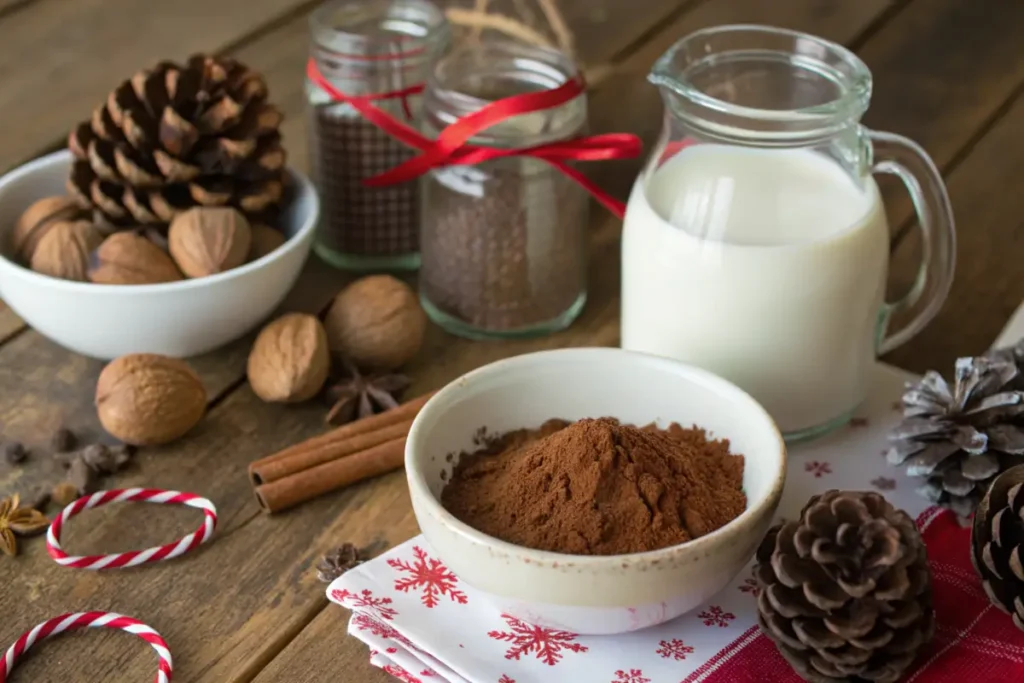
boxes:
[418,40,590,338]
[306,0,449,271]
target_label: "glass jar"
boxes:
[620,25,956,441]
[418,40,589,339]
[307,0,449,271]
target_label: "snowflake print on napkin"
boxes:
[388,546,468,608]
[332,588,398,620]
[656,638,695,660]
[488,613,589,665]
[804,460,832,477]
[611,669,650,683]
[737,576,760,597]
[698,606,736,627]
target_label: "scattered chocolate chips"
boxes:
[3,442,27,465]
[50,427,76,452]
[317,543,367,583]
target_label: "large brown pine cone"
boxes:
[971,464,1024,630]
[754,491,935,683]
[67,55,286,228]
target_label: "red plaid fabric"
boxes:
[681,508,1024,683]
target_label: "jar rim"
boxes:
[651,25,872,142]
[423,39,586,146]
[310,0,448,60]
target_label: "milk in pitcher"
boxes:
[621,144,890,436]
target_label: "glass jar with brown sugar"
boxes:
[306,0,449,271]
[418,40,590,339]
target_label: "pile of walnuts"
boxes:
[12,197,285,285]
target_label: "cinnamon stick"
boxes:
[250,419,411,485]
[247,390,435,485]
[254,436,407,514]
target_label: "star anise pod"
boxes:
[324,358,411,427]
[0,493,51,557]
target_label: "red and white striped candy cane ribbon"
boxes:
[47,488,217,569]
[1,612,172,683]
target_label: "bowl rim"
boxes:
[0,149,321,293]
[405,346,787,566]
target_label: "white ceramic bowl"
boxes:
[0,150,320,360]
[406,348,786,635]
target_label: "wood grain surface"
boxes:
[0,0,1022,681]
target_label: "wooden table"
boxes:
[1,0,1022,680]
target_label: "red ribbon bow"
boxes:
[307,58,642,218]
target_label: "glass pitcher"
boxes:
[620,25,955,441]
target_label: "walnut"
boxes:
[168,207,252,277]
[95,354,207,446]
[89,232,183,285]
[247,313,330,403]
[29,220,103,281]
[11,196,87,263]
[323,275,427,371]
[248,223,286,262]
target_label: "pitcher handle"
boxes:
[868,129,957,355]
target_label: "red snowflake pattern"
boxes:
[488,613,589,665]
[382,664,421,683]
[611,670,650,683]
[738,577,761,597]
[849,417,869,428]
[656,638,695,660]
[331,588,398,621]
[351,613,413,647]
[388,546,468,608]
[804,461,832,478]
[698,605,736,627]
[872,476,897,491]
[498,677,516,683]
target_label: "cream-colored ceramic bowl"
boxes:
[406,348,786,635]
[0,150,319,360]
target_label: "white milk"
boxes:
[621,145,889,435]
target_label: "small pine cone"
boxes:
[886,345,1024,520]
[67,54,286,229]
[754,490,935,683]
[971,464,1024,630]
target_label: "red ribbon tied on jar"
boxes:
[307,58,642,219]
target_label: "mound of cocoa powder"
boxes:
[440,418,746,555]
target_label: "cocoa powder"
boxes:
[440,418,746,555]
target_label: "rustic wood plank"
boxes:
[884,95,1024,373]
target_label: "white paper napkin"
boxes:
[327,306,1024,683]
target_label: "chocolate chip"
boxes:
[3,442,27,465]
[67,456,97,495]
[81,443,131,475]
[50,427,77,452]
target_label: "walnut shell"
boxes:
[323,275,426,371]
[247,313,330,403]
[168,206,252,277]
[11,196,87,263]
[89,232,183,285]
[29,220,103,281]
[248,223,286,262]
[95,354,206,446]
